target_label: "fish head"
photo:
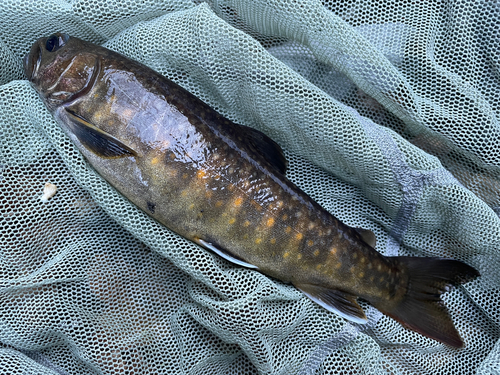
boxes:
[24,33,100,110]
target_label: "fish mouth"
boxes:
[24,41,42,81]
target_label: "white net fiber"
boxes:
[1,1,499,374]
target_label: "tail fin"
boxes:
[373,257,479,348]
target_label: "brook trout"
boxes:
[25,33,479,347]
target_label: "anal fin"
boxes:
[194,237,259,269]
[295,283,367,324]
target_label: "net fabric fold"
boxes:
[0,1,498,374]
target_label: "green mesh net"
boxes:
[1,1,499,374]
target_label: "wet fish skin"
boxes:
[25,33,479,347]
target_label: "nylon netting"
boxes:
[1,1,499,374]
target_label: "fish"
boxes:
[24,33,479,348]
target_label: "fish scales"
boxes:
[25,33,479,348]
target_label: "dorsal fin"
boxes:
[236,123,287,175]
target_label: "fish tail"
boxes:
[372,256,479,347]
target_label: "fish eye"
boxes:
[45,33,69,52]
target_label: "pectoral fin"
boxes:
[65,108,137,158]
[194,237,259,269]
[295,283,367,324]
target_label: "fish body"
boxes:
[25,33,479,347]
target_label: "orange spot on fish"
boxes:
[282,214,288,220]
[228,184,235,191]
[335,262,342,269]
[295,233,303,241]
[330,247,337,255]
[297,254,302,260]
[215,200,223,208]
[181,190,188,197]
[197,169,206,179]
[214,174,221,180]
[349,266,355,273]
[205,190,213,198]
[234,197,243,207]
[313,249,320,257]
[285,226,292,234]
[316,264,322,270]
[228,218,236,225]
[151,156,160,165]
[276,201,283,208]
[270,238,276,244]
[353,253,358,259]
[308,240,314,247]
[182,173,188,179]
[379,277,385,283]
[308,223,315,230]
[284,252,290,258]
[243,220,251,227]
[255,238,262,245]
[243,234,249,239]
[358,272,365,278]
[189,204,195,210]
[266,218,275,227]
[169,153,176,160]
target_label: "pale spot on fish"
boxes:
[276,201,283,208]
[297,254,302,260]
[189,204,195,210]
[205,190,213,199]
[377,264,382,271]
[308,222,315,230]
[349,266,355,273]
[228,168,234,174]
[353,253,358,259]
[358,272,364,278]
[367,263,373,269]
[379,277,385,283]
[335,262,342,270]
[169,153,176,160]
[215,200,223,208]
[182,173,188,179]
[360,257,366,264]
[181,190,188,197]
[243,234,249,239]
